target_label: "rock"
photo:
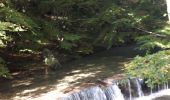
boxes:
[42,48,62,70]
[97,79,109,87]
[153,95,170,100]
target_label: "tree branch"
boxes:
[135,27,167,38]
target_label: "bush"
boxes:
[124,50,170,88]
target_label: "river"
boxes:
[0,45,144,100]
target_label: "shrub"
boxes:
[124,50,170,88]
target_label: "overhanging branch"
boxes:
[135,27,167,38]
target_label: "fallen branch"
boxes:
[135,27,167,38]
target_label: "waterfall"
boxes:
[167,82,169,89]
[164,82,169,89]
[128,79,132,100]
[150,88,152,95]
[79,86,106,100]
[157,84,160,91]
[62,86,107,100]
[157,82,169,92]
[62,84,125,100]
[63,93,81,100]
[135,89,170,100]
[135,79,144,97]
[61,78,170,100]
[104,84,125,100]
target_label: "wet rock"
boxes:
[153,95,170,100]
[97,79,109,87]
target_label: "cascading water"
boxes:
[135,89,170,100]
[62,86,107,100]
[60,79,169,100]
[167,82,169,89]
[104,83,125,100]
[79,86,106,100]
[128,79,132,100]
[135,79,144,97]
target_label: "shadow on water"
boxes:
[0,45,145,100]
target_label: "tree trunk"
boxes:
[166,0,170,21]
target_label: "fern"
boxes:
[0,7,38,29]
[63,34,81,41]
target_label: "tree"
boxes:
[166,0,170,21]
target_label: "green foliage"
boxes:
[126,19,170,88]
[0,21,26,48]
[156,22,170,36]
[124,1,170,87]
[2,0,165,51]
[0,1,39,50]
[136,22,170,52]
[136,35,170,52]
[124,50,170,88]
[0,57,11,78]
[0,31,12,47]
[63,34,81,41]
[0,22,25,31]
[0,7,38,29]
[60,34,82,50]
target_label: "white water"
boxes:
[104,84,125,100]
[61,79,170,100]
[135,89,170,100]
[62,84,125,100]
[128,79,132,100]
[135,79,144,97]
[79,86,106,100]
[62,86,107,100]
